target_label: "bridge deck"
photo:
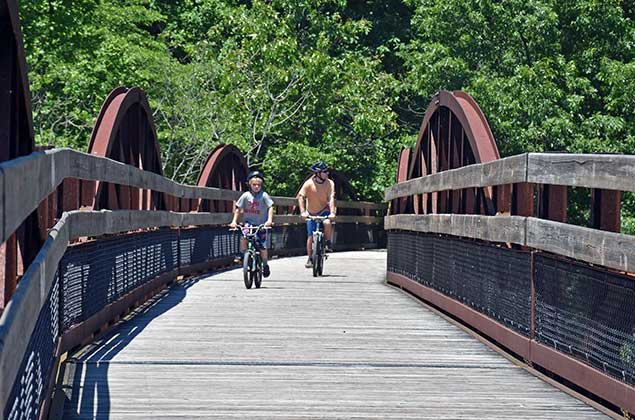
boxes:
[61,251,607,419]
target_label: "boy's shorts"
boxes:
[243,223,271,249]
[306,210,330,236]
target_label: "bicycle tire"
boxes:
[312,233,320,277]
[243,252,253,289]
[254,254,262,288]
[317,249,324,276]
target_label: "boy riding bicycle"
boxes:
[297,161,336,268]
[230,170,274,277]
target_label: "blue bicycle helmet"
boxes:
[247,170,265,182]
[310,161,329,173]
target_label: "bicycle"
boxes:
[307,215,332,277]
[231,224,270,289]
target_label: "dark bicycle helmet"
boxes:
[247,170,265,182]
[309,161,329,173]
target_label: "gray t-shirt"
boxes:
[235,190,274,225]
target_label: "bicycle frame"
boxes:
[232,224,270,288]
[307,216,330,277]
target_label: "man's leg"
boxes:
[305,220,314,268]
[305,236,313,268]
[324,220,333,250]
[324,220,333,241]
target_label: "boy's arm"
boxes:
[229,206,242,228]
[266,206,274,227]
[230,195,245,227]
[264,193,274,227]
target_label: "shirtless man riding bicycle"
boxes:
[297,161,336,268]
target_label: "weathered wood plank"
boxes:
[385,214,526,245]
[60,251,608,419]
[526,217,635,272]
[272,197,388,210]
[384,154,527,201]
[387,213,635,272]
[385,152,635,202]
[0,149,382,243]
[528,153,635,192]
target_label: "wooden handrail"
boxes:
[0,148,384,244]
[385,153,635,201]
[385,214,635,274]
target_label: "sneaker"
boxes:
[263,264,270,278]
[325,240,333,253]
[305,258,313,268]
[233,253,243,264]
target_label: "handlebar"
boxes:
[305,215,333,221]
[229,224,271,233]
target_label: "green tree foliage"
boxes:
[18,0,635,208]
[21,0,405,199]
[400,0,635,156]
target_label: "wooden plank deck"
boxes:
[60,251,608,419]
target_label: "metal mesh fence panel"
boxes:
[333,224,386,250]
[179,226,239,265]
[387,231,531,336]
[269,224,306,252]
[5,276,59,420]
[60,229,178,330]
[535,254,635,386]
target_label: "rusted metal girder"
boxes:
[406,91,502,216]
[87,87,167,211]
[390,147,411,215]
[196,144,248,213]
[591,189,621,233]
[0,0,42,311]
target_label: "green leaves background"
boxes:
[20,0,635,213]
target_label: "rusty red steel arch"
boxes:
[390,147,411,214]
[399,90,504,216]
[196,144,249,212]
[0,0,43,310]
[86,87,167,211]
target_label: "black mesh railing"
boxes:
[269,224,306,252]
[388,229,635,390]
[6,220,382,420]
[60,229,179,330]
[179,226,239,266]
[535,254,635,386]
[334,223,386,250]
[5,277,59,420]
[387,231,532,336]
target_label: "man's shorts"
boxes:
[243,223,271,249]
[306,210,330,236]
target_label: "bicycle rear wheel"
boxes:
[243,252,253,289]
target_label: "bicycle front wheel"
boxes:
[243,252,253,289]
[317,249,324,276]
[254,254,262,288]
[312,234,321,277]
